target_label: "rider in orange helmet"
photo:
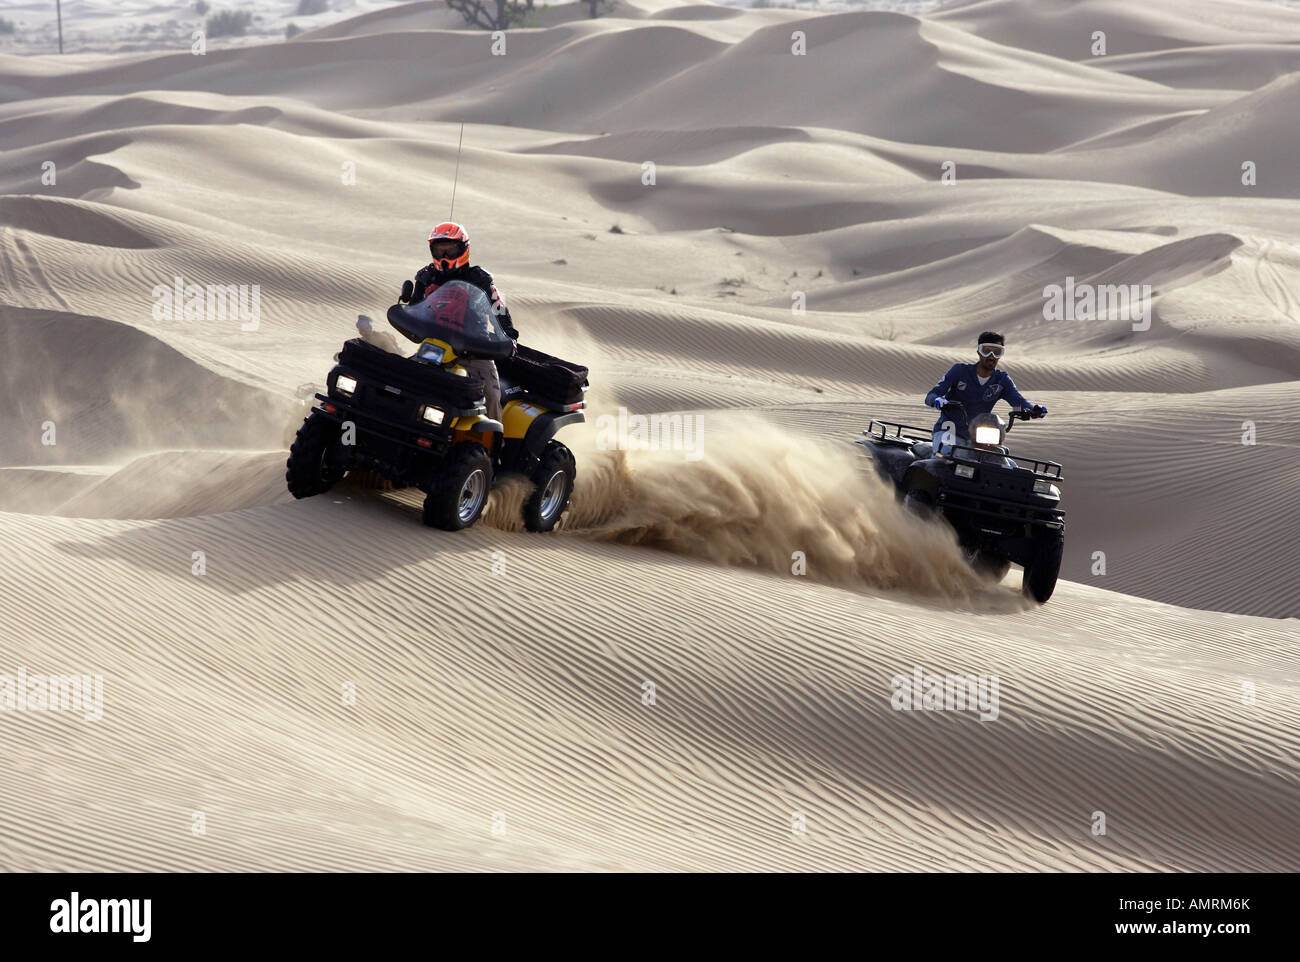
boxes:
[403,222,518,339]
[399,222,517,420]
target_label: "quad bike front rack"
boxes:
[863,419,933,446]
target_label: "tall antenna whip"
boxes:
[449,122,465,220]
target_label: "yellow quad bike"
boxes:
[286,280,588,531]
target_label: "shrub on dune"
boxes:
[206,9,252,37]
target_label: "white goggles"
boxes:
[977,343,1005,358]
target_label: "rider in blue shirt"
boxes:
[925,332,1047,455]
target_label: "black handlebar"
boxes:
[938,401,1045,435]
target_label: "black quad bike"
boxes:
[286,280,588,532]
[857,405,1065,604]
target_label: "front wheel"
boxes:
[903,487,935,518]
[1022,530,1064,604]
[523,441,576,532]
[965,547,1011,582]
[423,444,492,531]
[286,411,345,499]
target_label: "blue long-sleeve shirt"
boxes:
[924,363,1031,436]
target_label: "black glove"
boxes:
[399,279,414,304]
[499,312,519,340]
[1031,404,1048,419]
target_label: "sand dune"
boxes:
[53,450,291,519]
[0,0,1296,872]
[0,307,295,465]
[1090,43,1300,90]
[934,0,1300,62]
[296,1,477,41]
[0,500,1294,871]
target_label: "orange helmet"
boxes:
[428,222,470,271]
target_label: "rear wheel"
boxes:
[286,411,345,499]
[523,441,576,532]
[423,444,492,531]
[1022,530,1064,604]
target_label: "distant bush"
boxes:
[205,9,252,37]
[194,0,210,15]
[286,23,302,39]
[296,0,329,14]
[446,0,527,31]
[0,17,15,35]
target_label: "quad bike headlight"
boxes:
[1033,480,1060,498]
[974,425,1003,446]
[420,405,446,426]
[335,374,358,396]
[954,464,975,479]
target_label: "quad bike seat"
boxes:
[911,440,934,460]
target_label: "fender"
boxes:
[450,415,503,434]
[523,411,585,457]
[449,414,502,451]
[904,461,943,497]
